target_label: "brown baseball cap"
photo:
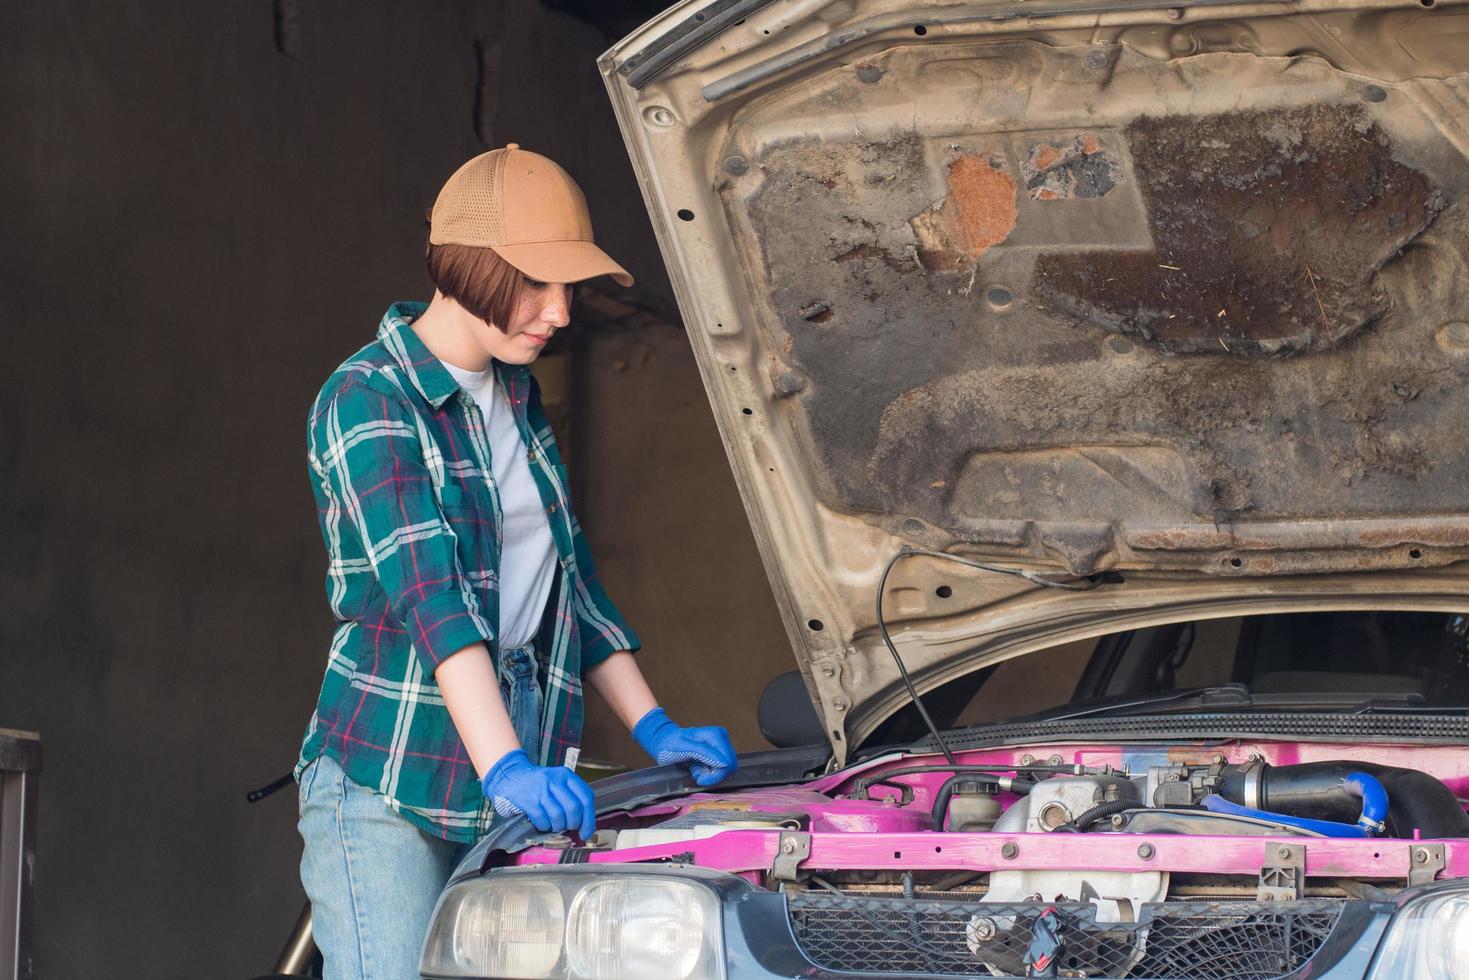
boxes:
[429,143,633,287]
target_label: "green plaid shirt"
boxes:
[297,302,640,841]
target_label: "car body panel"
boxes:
[436,736,1465,979]
[500,739,1469,876]
[598,0,1469,758]
[417,13,1469,977]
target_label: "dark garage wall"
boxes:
[0,3,788,977]
[573,309,796,766]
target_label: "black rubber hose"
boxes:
[932,776,991,829]
[1220,762,1469,839]
[1059,799,1137,832]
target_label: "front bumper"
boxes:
[422,863,1416,979]
[723,885,1390,980]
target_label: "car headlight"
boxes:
[1367,882,1469,978]
[420,870,726,980]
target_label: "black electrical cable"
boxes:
[876,548,1108,767]
[877,551,959,765]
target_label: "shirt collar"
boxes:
[378,301,536,411]
[377,302,461,408]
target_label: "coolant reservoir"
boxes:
[947,783,1002,832]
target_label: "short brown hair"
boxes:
[425,243,524,332]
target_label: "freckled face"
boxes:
[473,278,572,365]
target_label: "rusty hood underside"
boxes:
[602,0,1469,759]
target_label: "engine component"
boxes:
[983,869,1168,912]
[1145,762,1226,808]
[993,775,1141,834]
[1203,771,1389,838]
[979,868,1168,975]
[1116,808,1324,837]
[930,774,1032,830]
[1023,907,1065,977]
[1220,761,1469,839]
[945,783,1003,832]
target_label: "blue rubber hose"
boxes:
[1201,772,1389,838]
[1342,772,1389,835]
[1201,794,1371,837]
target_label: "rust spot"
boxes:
[1029,144,1067,172]
[1023,135,1120,201]
[688,799,754,811]
[910,154,1018,271]
[1127,527,1234,551]
[1033,105,1445,354]
[1359,524,1469,547]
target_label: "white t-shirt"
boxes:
[441,360,558,650]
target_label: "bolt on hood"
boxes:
[600,0,1469,761]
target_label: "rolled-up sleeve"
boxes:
[309,378,494,670]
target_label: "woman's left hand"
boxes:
[632,707,738,786]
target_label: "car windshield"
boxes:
[866,610,1469,744]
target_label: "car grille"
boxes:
[786,893,1345,979]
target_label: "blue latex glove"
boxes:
[481,749,597,840]
[632,707,738,786]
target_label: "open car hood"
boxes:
[600,0,1469,762]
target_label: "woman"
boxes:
[295,144,738,979]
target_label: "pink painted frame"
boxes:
[517,830,1466,880]
[508,739,1469,884]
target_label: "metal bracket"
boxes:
[1258,842,1305,902]
[1408,843,1445,887]
[770,831,811,882]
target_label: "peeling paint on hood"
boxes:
[601,0,1469,760]
[911,152,1018,270]
[1034,103,1444,353]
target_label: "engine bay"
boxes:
[506,740,1469,906]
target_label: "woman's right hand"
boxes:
[481,749,597,840]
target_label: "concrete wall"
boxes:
[0,3,788,977]
[570,302,795,767]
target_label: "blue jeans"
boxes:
[298,755,468,979]
[496,643,544,762]
[299,644,543,979]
